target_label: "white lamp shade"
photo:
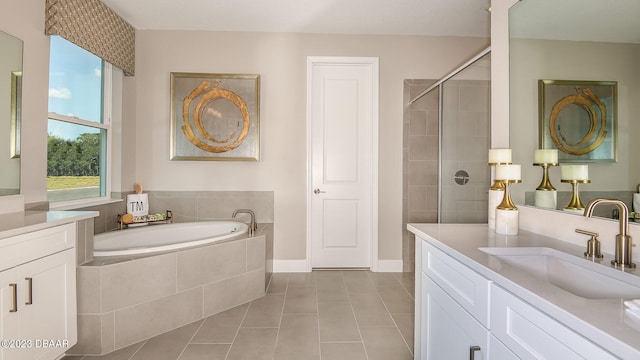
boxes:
[488,148,512,164]
[534,149,558,164]
[560,164,589,180]
[495,164,521,181]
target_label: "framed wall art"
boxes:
[170,72,260,161]
[538,79,617,163]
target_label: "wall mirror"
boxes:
[508,0,640,219]
[0,30,22,196]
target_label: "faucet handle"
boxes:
[576,229,603,259]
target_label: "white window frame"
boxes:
[48,62,113,209]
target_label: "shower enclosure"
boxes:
[402,48,491,271]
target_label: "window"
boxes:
[47,36,112,205]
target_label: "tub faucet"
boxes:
[232,209,257,236]
[583,198,635,269]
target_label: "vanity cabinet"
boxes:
[0,223,77,360]
[422,274,489,359]
[420,241,498,359]
[418,235,616,360]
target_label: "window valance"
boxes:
[45,0,135,76]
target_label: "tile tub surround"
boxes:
[70,234,267,356]
[62,271,414,360]
[73,191,274,235]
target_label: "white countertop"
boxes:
[0,210,99,240]
[408,223,640,359]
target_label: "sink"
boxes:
[479,247,640,299]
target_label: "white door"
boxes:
[307,57,378,269]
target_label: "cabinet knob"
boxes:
[469,345,481,360]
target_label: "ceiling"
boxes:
[101,0,491,37]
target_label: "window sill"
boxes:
[49,197,123,211]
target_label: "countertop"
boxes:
[408,223,640,359]
[0,210,99,240]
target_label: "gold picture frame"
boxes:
[170,72,260,161]
[538,79,617,163]
[10,71,22,159]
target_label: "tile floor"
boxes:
[63,271,415,360]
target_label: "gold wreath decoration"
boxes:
[548,88,607,155]
[181,81,251,153]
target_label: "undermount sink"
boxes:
[479,247,640,299]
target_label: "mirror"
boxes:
[508,0,640,219]
[0,30,22,196]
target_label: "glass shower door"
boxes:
[439,53,491,223]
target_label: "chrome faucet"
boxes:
[583,198,635,269]
[232,209,257,236]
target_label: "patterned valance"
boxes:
[45,0,135,76]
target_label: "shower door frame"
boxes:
[409,46,492,224]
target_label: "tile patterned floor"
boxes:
[63,271,415,360]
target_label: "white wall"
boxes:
[0,0,489,263]
[132,31,488,261]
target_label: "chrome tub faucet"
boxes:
[583,198,635,269]
[232,209,257,236]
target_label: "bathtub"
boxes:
[73,220,269,355]
[93,220,249,257]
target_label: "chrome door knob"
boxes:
[314,188,326,194]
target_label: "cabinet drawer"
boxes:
[422,274,488,360]
[422,241,490,326]
[0,223,75,271]
[490,284,617,360]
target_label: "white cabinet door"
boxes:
[422,274,488,360]
[0,268,19,360]
[0,248,76,360]
[17,249,76,360]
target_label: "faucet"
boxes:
[232,209,257,236]
[583,198,635,269]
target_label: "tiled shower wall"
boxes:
[402,79,491,272]
[439,80,491,224]
[403,80,439,272]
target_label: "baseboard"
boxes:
[273,259,404,273]
[376,259,403,272]
[272,259,309,273]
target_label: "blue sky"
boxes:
[48,36,102,140]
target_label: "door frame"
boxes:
[305,56,379,272]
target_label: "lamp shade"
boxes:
[488,148,512,164]
[495,164,521,181]
[534,149,558,164]
[560,164,588,180]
